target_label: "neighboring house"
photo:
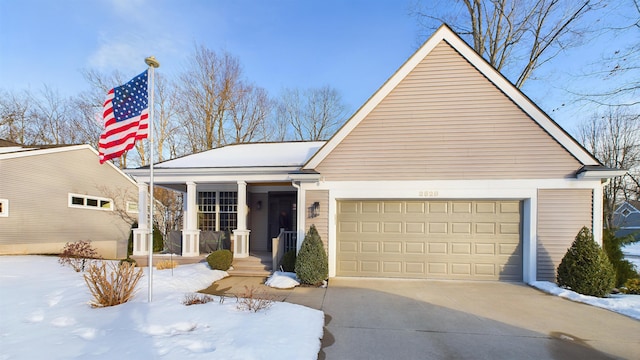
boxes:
[0,140,138,259]
[613,200,640,241]
[126,25,625,283]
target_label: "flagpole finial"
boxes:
[145,56,160,68]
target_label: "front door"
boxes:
[268,192,297,251]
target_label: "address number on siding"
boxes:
[418,191,439,197]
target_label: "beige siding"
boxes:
[0,148,137,258]
[316,41,582,180]
[305,190,329,251]
[537,189,593,281]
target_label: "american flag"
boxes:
[98,70,149,164]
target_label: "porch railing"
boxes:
[272,229,297,272]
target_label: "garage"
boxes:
[336,200,522,281]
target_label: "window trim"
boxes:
[68,193,113,211]
[0,199,8,217]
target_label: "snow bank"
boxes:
[531,281,640,320]
[0,256,324,360]
[265,271,300,289]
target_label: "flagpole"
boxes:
[145,56,160,302]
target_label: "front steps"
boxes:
[228,252,273,277]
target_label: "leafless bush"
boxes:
[182,293,215,306]
[156,259,178,270]
[58,240,102,272]
[236,285,274,312]
[84,261,143,308]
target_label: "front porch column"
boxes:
[181,181,200,257]
[233,180,250,258]
[133,183,149,256]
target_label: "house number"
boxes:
[419,191,439,197]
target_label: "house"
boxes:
[126,25,625,283]
[613,200,640,241]
[0,140,138,258]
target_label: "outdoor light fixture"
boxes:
[310,201,320,218]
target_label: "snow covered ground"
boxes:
[0,256,323,360]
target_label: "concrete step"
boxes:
[229,254,273,277]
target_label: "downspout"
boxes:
[292,181,305,252]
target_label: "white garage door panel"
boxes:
[336,200,522,281]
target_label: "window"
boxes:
[126,201,139,213]
[621,208,631,217]
[197,191,237,231]
[0,199,8,217]
[68,194,113,211]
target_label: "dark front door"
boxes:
[268,192,297,251]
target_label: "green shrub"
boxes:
[557,227,615,298]
[602,229,639,287]
[620,278,640,295]
[207,249,233,271]
[295,225,328,286]
[279,250,297,272]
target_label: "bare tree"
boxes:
[177,46,241,152]
[277,86,348,141]
[411,0,605,88]
[228,84,272,144]
[576,108,640,227]
[0,89,36,144]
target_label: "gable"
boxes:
[312,41,583,181]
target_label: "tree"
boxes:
[0,88,37,144]
[576,108,640,227]
[277,86,347,141]
[176,46,271,152]
[411,0,605,88]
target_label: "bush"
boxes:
[207,249,233,270]
[557,227,616,298]
[602,229,639,287]
[620,278,640,295]
[295,225,328,286]
[183,293,215,306]
[119,257,137,267]
[59,240,102,272]
[279,250,297,272]
[84,261,144,307]
[236,285,274,312]
[156,259,178,270]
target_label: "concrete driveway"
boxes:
[319,278,640,360]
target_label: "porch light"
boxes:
[310,201,320,218]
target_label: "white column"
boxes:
[593,182,604,246]
[233,180,250,258]
[293,181,306,252]
[133,183,149,256]
[181,181,200,257]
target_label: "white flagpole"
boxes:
[145,56,160,302]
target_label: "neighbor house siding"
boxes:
[537,189,593,281]
[315,41,582,181]
[305,190,329,250]
[0,148,137,258]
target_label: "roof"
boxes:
[153,141,326,169]
[303,24,602,170]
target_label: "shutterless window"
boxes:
[68,194,113,211]
[197,191,237,231]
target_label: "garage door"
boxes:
[336,200,522,281]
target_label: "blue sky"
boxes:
[0,0,636,133]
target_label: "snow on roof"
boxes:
[157,141,326,168]
[0,146,37,154]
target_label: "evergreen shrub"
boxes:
[295,225,328,286]
[557,227,615,298]
[207,249,233,271]
[621,278,640,295]
[279,250,297,272]
[602,229,639,287]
